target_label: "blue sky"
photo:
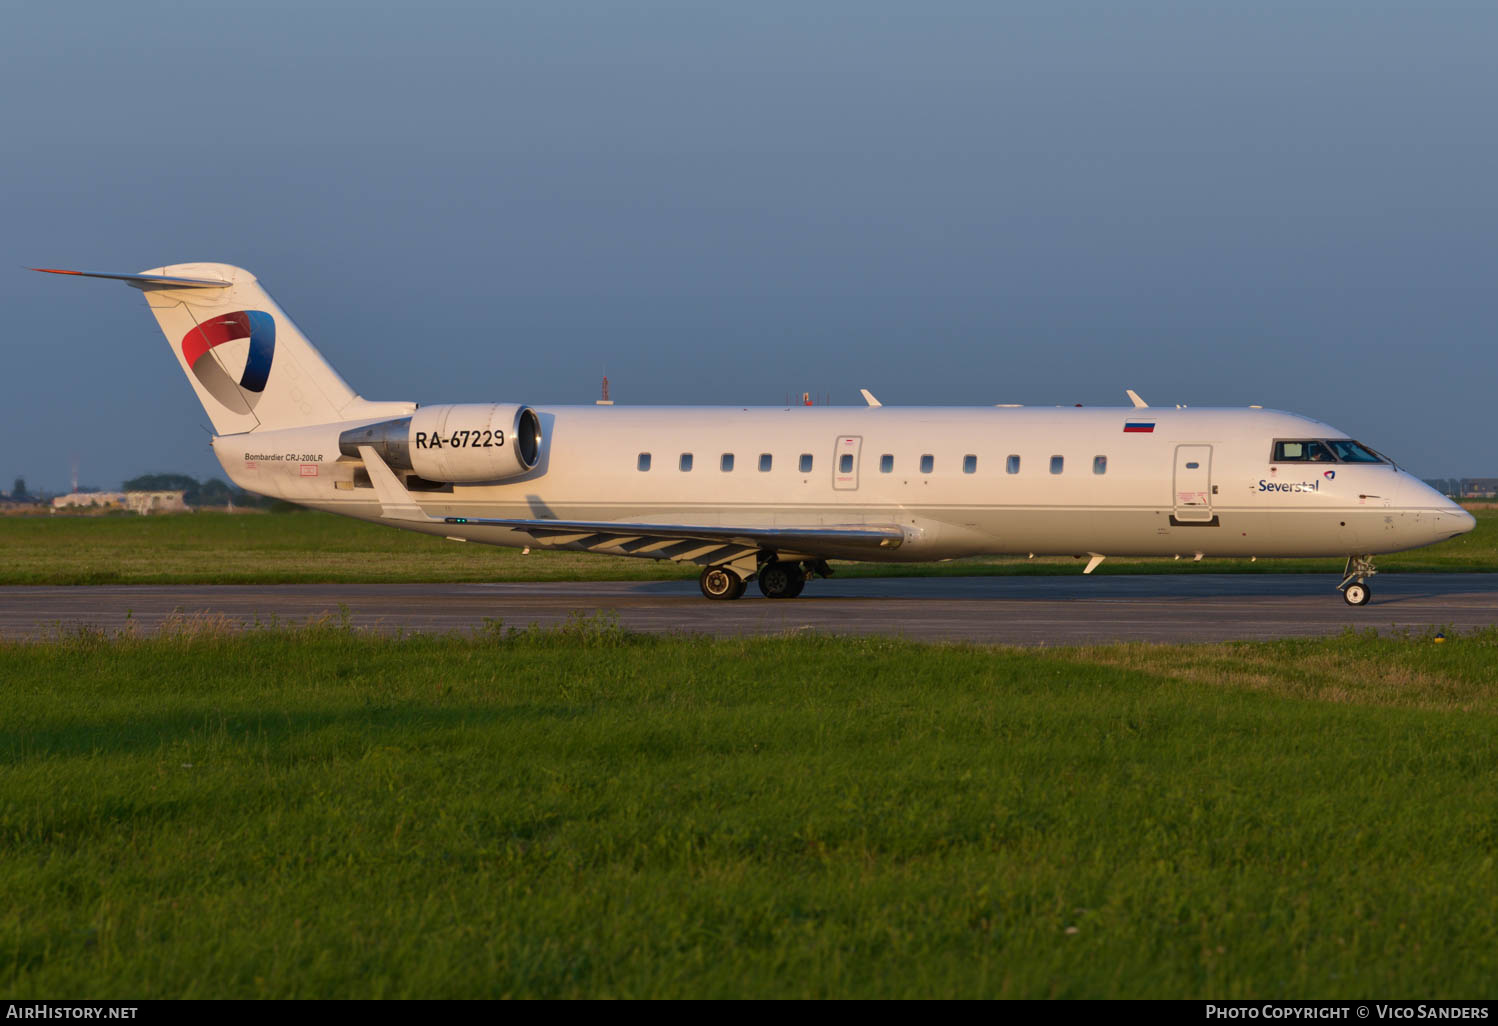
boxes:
[4,0,1495,489]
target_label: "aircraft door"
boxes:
[1173,445,1214,522]
[832,435,862,491]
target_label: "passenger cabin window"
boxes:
[963,455,977,474]
[1093,455,1107,475]
[679,453,694,472]
[720,453,734,472]
[1273,440,1336,463]
[880,454,894,473]
[799,454,813,473]
[1050,455,1064,475]
[1327,440,1384,463]
[637,453,651,472]
[839,453,854,473]
[920,454,934,474]
[1006,455,1020,474]
[759,453,773,472]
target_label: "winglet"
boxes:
[357,446,440,522]
[1084,553,1106,574]
[860,388,882,408]
[30,267,232,289]
[1126,389,1148,408]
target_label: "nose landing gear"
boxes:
[1338,555,1377,606]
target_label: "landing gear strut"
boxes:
[1338,555,1376,607]
[757,560,807,599]
[699,566,747,601]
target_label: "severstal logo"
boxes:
[180,311,276,414]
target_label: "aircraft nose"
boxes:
[1449,507,1477,536]
[1431,487,1476,536]
[1402,476,1475,542]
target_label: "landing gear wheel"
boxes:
[757,561,806,599]
[1338,555,1377,607]
[699,566,747,601]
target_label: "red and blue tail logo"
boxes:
[181,311,275,414]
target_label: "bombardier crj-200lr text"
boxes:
[37,264,1475,604]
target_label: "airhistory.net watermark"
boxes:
[5,1008,137,1020]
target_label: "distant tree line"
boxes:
[120,474,271,508]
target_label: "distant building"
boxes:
[0,495,48,514]
[125,490,189,514]
[1417,479,1498,499]
[52,492,126,511]
[51,490,189,514]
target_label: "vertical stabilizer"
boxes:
[35,263,395,434]
[134,263,356,433]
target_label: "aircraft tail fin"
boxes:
[34,263,409,434]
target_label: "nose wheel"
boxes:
[1338,555,1376,606]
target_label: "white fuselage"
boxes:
[212,405,1473,563]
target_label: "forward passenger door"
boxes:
[1173,445,1214,522]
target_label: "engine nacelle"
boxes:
[339,403,542,483]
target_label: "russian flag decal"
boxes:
[1123,421,1155,433]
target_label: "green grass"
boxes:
[3,622,1498,997]
[2,507,1495,584]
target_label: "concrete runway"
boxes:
[2,573,1496,644]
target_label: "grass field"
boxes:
[1,507,1494,585]
[3,621,1497,997]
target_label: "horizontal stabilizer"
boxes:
[31,267,232,289]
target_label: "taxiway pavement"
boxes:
[2,573,1495,644]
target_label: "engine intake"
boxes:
[339,403,542,483]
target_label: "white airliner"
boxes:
[37,263,1475,604]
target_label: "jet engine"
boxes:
[338,403,542,483]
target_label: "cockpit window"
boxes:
[1326,440,1384,463]
[1273,439,1387,464]
[1273,440,1337,463]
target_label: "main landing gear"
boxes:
[699,566,748,601]
[1338,555,1377,607]
[756,560,807,600]
[698,558,829,600]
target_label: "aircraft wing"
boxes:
[356,444,905,558]
[441,514,906,553]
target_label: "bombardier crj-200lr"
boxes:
[37,263,1475,604]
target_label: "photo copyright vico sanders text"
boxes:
[1207,1008,1488,1020]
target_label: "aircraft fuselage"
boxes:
[213,404,1473,564]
